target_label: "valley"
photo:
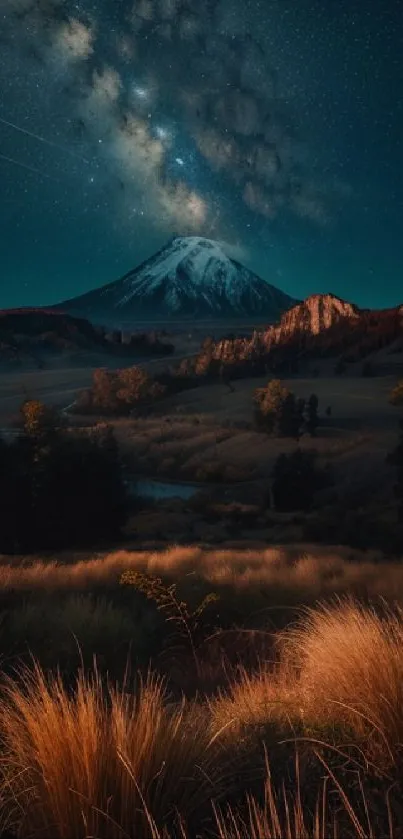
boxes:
[1,257,403,839]
[2,0,402,830]
[1,290,403,838]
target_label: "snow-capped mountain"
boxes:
[56,236,297,322]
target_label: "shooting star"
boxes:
[0,152,57,181]
[0,116,89,163]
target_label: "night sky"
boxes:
[1,0,402,310]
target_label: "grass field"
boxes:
[0,351,192,426]
[157,373,399,428]
[0,546,403,836]
[107,374,399,498]
[1,359,400,502]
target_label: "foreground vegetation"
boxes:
[1,593,403,837]
[0,547,402,834]
[1,366,403,834]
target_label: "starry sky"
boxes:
[0,0,402,310]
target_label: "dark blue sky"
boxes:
[0,0,402,310]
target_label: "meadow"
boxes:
[1,354,403,836]
[1,545,403,836]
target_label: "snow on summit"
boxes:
[116,237,250,307]
[58,236,297,321]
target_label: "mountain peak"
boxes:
[57,236,297,322]
[279,292,359,335]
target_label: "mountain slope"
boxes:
[272,293,360,338]
[56,236,297,322]
[203,293,403,373]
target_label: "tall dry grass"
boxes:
[281,598,403,769]
[0,544,399,603]
[0,667,223,839]
[0,600,403,837]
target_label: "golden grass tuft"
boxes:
[0,666,219,839]
[281,598,403,768]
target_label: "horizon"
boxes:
[3,232,403,314]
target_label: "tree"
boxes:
[254,380,304,438]
[0,406,129,553]
[116,366,151,407]
[389,380,403,406]
[91,368,119,412]
[272,449,331,512]
[195,350,214,377]
[0,435,32,552]
[20,399,62,440]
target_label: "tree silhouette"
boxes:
[0,406,128,553]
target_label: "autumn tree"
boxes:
[116,366,150,405]
[20,399,62,440]
[91,368,119,412]
[254,379,304,438]
[195,350,214,377]
[389,380,403,406]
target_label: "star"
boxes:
[0,0,402,309]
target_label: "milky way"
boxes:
[0,0,402,308]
